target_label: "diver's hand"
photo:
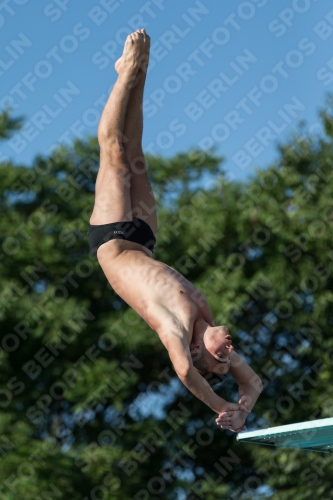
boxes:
[215,396,250,431]
[215,410,248,432]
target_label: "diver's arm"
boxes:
[165,332,251,414]
[228,351,263,410]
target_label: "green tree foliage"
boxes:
[0,102,332,499]
[0,109,22,139]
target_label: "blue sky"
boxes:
[1,0,332,182]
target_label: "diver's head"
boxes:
[190,325,233,378]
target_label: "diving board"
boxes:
[236,418,333,453]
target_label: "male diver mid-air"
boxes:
[87,30,263,432]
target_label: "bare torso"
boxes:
[97,240,209,342]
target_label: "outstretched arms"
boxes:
[160,326,250,415]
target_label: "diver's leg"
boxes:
[123,29,158,236]
[89,31,144,226]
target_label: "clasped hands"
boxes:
[215,396,251,432]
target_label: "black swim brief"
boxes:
[87,217,156,257]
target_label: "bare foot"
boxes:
[137,28,150,75]
[115,29,150,76]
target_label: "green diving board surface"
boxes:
[236,418,333,453]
